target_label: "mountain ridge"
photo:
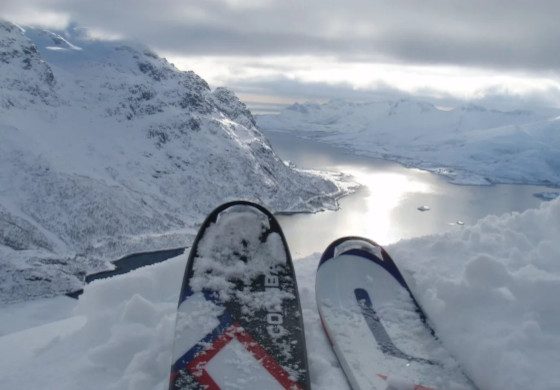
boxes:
[257,98,560,186]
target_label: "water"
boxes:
[265,131,553,258]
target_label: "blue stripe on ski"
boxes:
[319,237,434,335]
[179,284,193,305]
[354,288,435,365]
[171,290,234,374]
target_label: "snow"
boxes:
[257,100,560,187]
[184,204,295,321]
[0,21,348,303]
[0,197,558,390]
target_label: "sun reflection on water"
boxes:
[269,131,547,259]
[336,165,435,245]
[278,165,436,258]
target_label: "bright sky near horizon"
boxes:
[3,0,560,112]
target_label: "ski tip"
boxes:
[317,236,411,295]
[179,200,292,306]
[191,200,286,247]
[318,236,386,268]
[203,200,274,223]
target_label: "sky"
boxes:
[3,0,560,113]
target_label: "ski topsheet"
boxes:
[316,237,476,390]
[169,201,311,390]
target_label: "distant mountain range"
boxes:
[257,99,560,186]
[0,21,344,302]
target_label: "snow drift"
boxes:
[1,197,558,390]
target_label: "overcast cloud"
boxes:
[3,0,560,110]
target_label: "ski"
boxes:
[315,236,476,390]
[169,201,311,390]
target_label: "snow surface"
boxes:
[257,100,560,187]
[0,197,558,390]
[0,22,348,303]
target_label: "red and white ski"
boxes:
[169,201,310,390]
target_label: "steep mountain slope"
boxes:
[257,99,560,185]
[0,22,345,302]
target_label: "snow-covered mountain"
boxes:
[257,99,560,185]
[0,21,345,302]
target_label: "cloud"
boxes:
[4,0,560,73]
[3,0,560,110]
[167,52,560,105]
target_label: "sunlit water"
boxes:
[265,131,554,258]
